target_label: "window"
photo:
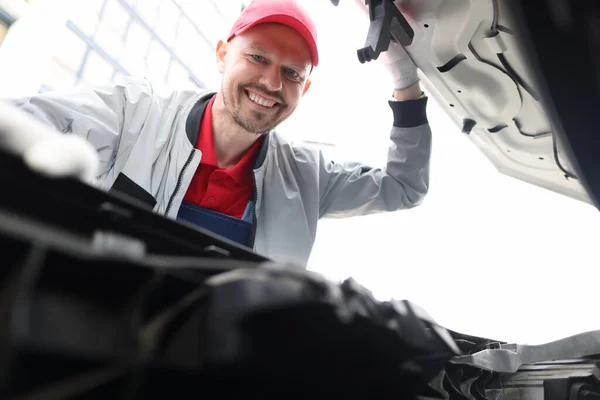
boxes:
[178,1,223,45]
[54,26,88,71]
[112,68,125,83]
[187,76,199,89]
[94,19,126,61]
[121,20,151,76]
[156,0,180,47]
[185,47,216,86]
[173,18,196,60]
[197,2,226,44]
[212,1,246,19]
[146,39,170,82]
[124,20,151,60]
[175,18,213,79]
[81,50,114,86]
[45,58,78,90]
[102,0,130,38]
[135,0,160,29]
[69,0,104,37]
[33,0,209,91]
[167,60,190,88]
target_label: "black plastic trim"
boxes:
[110,173,156,209]
[185,93,215,146]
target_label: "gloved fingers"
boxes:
[379,41,410,64]
[23,134,99,184]
[379,42,419,90]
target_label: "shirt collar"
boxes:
[227,135,264,186]
[198,95,264,186]
[197,95,218,167]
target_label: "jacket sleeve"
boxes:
[4,76,156,178]
[318,95,432,218]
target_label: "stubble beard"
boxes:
[222,84,284,135]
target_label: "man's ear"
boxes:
[216,39,227,74]
[302,79,312,96]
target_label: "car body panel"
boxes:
[353,0,592,205]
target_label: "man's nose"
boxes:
[259,65,283,92]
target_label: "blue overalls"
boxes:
[177,200,254,248]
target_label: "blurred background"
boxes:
[1,0,598,345]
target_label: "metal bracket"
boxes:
[357,0,415,63]
[450,330,600,373]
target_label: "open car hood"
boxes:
[349,0,600,209]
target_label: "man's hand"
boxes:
[0,100,99,184]
[354,0,422,100]
[378,41,422,100]
[379,40,419,91]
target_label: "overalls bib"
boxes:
[177,200,254,248]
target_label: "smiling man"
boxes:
[6,0,432,267]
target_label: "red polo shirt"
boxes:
[183,95,263,219]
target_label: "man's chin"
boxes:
[233,111,277,135]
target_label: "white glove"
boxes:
[354,0,420,91]
[0,100,99,184]
[378,41,420,91]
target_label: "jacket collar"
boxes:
[185,92,271,170]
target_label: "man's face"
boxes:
[216,23,313,135]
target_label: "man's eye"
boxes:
[252,54,265,62]
[284,68,299,79]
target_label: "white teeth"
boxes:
[248,92,276,108]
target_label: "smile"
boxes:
[245,90,279,108]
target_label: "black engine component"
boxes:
[436,360,600,400]
[0,149,461,398]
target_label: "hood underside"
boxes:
[404,0,589,204]
[351,0,600,208]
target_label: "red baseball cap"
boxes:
[227,0,319,67]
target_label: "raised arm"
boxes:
[318,41,432,218]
